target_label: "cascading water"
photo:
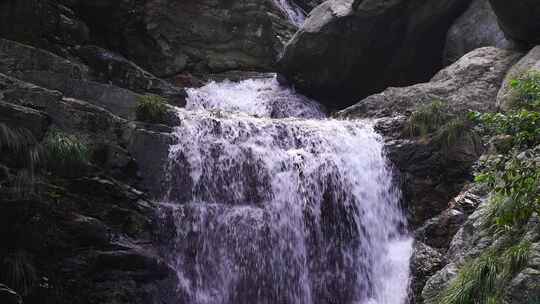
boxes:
[273,0,306,27]
[157,76,413,304]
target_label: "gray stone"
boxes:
[340,47,522,119]
[410,242,445,304]
[278,0,472,108]
[444,0,514,65]
[489,0,540,46]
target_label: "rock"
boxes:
[410,242,445,304]
[489,0,540,46]
[497,46,540,110]
[421,263,459,304]
[415,186,483,250]
[340,47,522,118]
[339,47,520,226]
[0,101,50,139]
[0,0,90,57]
[444,0,514,65]
[66,214,111,246]
[127,126,174,196]
[0,284,22,304]
[278,0,472,108]
[294,0,325,12]
[70,0,296,77]
[76,45,186,106]
[416,209,466,250]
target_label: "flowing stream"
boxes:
[157,76,413,304]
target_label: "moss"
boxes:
[135,94,168,123]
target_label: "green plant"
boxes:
[405,100,450,137]
[435,117,473,152]
[439,242,531,304]
[1,250,38,296]
[469,110,540,149]
[135,94,168,123]
[509,71,540,110]
[476,150,540,231]
[43,131,89,177]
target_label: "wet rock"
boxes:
[410,242,445,304]
[0,284,22,304]
[497,46,540,110]
[444,0,514,65]
[76,45,186,106]
[66,214,111,246]
[489,0,540,46]
[339,47,520,226]
[0,0,90,56]
[127,127,174,196]
[0,101,50,140]
[278,0,472,108]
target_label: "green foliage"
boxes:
[43,131,89,177]
[509,71,540,110]
[469,110,540,149]
[1,250,38,296]
[475,150,540,231]
[435,117,473,152]
[405,100,451,137]
[439,242,531,304]
[136,94,168,123]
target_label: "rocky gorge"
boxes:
[0,0,538,304]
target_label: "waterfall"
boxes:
[272,0,306,27]
[157,75,413,304]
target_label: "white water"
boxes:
[273,0,306,27]
[158,76,412,304]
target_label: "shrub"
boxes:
[439,242,531,304]
[469,110,540,149]
[509,71,540,110]
[404,100,450,137]
[135,94,168,123]
[43,131,89,177]
[475,149,540,231]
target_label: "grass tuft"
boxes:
[135,94,168,123]
[405,100,450,138]
[43,131,89,177]
[438,242,531,304]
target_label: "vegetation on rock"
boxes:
[43,130,90,178]
[438,71,540,304]
[135,95,168,123]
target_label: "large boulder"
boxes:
[278,0,472,109]
[444,0,514,64]
[339,47,522,226]
[489,0,540,46]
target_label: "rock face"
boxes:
[339,47,522,226]
[497,46,540,110]
[489,0,540,46]
[422,203,540,304]
[278,0,472,109]
[0,62,178,303]
[0,0,297,78]
[444,0,513,64]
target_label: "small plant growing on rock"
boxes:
[405,99,450,137]
[44,131,90,177]
[509,71,540,110]
[136,94,168,123]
